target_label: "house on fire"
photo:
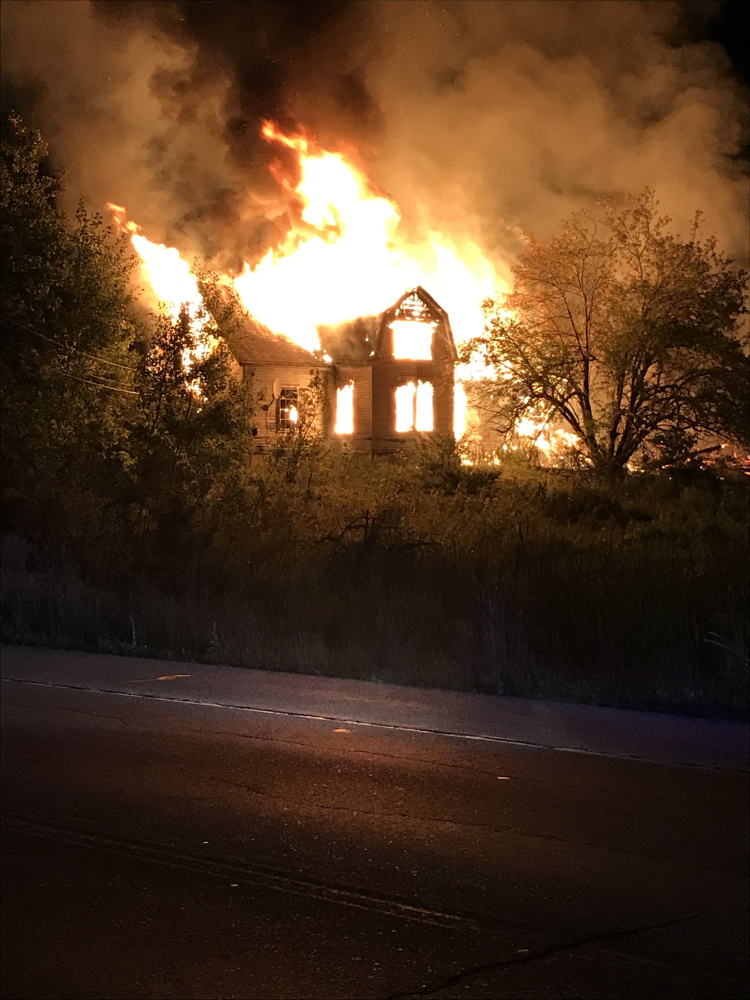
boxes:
[227,286,458,455]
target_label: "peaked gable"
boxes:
[373,286,457,361]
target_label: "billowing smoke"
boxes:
[2,0,748,279]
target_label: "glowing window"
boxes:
[335,382,354,434]
[277,387,298,430]
[391,320,433,360]
[395,382,415,432]
[395,381,433,432]
[415,381,434,431]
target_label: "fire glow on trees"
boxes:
[107,202,218,387]
[107,203,203,323]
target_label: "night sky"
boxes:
[2,0,748,273]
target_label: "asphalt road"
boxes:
[2,646,748,999]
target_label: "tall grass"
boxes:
[2,461,748,719]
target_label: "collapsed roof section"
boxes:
[227,314,323,368]
[225,285,457,369]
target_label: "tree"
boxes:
[267,369,328,484]
[1,115,257,582]
[127,304,254,561]
[1,114,141,547]
[465,190,749,473]
[1,115,138,394]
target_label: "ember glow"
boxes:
[453,383,468,440]
[395,383,415,433]
[392,320,433,360]
[415,381,434,432]
[511,410,581,458]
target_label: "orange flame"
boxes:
[109,122,509,435]
[395,381,434,433]
[260,119,311,154]
[107,203,217,388]
[233,123,501,360]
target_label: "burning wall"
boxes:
[368,287,457,452]
[229,285,457,455]
[105,120,482,450]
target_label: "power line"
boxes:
[56,369,139,395]
[1,313,137,371]
[2,334,138,395]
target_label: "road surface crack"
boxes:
[384,910,744,999]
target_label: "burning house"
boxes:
[107,122,489,454]
[228,285,457,454]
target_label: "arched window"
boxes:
[277,388,298,430]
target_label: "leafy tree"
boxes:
[267,369,328,484]
[1,114,140,548]
[127,304,254,563]
[466,190,749,473]
[1,114,137,395]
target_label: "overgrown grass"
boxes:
[2,456,748,719]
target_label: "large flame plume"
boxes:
[233,121,498,353]
[109,122,572,455]
[107,202,218,385]
[111,122,499,353]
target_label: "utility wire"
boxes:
[2,331,139,395]
[56,369,139,395]
[1,313,137,371]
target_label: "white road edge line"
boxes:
[2,677,745,771]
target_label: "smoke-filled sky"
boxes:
[2,0,748,278]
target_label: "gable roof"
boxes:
[374,285,457,361]
[227,316,323,367]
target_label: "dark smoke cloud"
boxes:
[2,0,748,279]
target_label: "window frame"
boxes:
[394,379,434,433]
[276,386,299,431]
